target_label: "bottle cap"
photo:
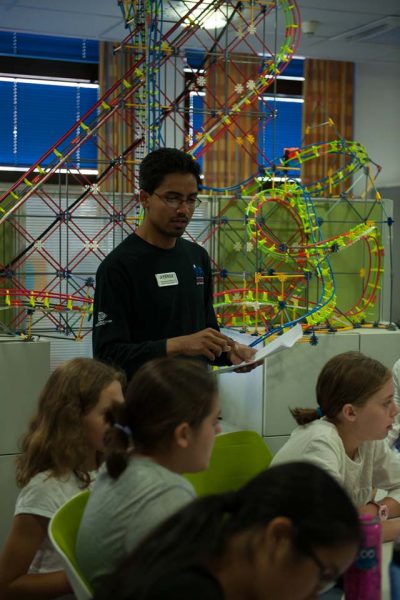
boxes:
[359,513,380,525]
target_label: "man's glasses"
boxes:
[153,191,201,209]
[305,547,338,593]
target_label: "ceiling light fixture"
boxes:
[201,8,230,29]
[330,15,400,42]
[301,20,319,36]
[180,1,234,30]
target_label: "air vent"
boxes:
[330,15,400,44]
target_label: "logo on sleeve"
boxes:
[95,311,113,327]
[193,265,204,285]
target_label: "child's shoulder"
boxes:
[15,471,85,519]
[286,419,343,456]
[122,456,190,492]
[22,470,81,491]
[272,420,342,468]
[129,455,183,481]
[295,418,339,440]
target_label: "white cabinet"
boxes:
[0,338,50,546]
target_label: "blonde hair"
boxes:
[291,351,391,425]
[16,357,125,488]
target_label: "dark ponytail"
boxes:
[103,357,217,479]
[103,402,131,479]
[290,407,320,425]
[96,462,361,600]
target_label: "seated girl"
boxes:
[0,357,125,600]
[272,350,400,541]
[76,357,220,594]
[94,462,361,600]
[388,357,400,448]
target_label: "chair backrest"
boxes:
[184,430,273,496]
[48,490,93,600]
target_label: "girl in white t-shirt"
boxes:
[0,357,125,599]
[272,351,400,541]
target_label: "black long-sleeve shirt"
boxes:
[93,233,228,380]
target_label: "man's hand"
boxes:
[167,328,234,361]
[227,343,262,373]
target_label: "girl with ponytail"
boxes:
[95,462,361,600]
[76,357,220,594]
[272,351,400,541]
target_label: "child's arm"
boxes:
[359,498,400,542]
[377,496,400,519]
[0,513,72,600]
[362,439,400,541]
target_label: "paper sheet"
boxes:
[215,322,303,374]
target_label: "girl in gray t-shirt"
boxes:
[76,357,221,594]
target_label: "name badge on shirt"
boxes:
[155,272,179,287]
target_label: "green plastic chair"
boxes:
[48,490,93,600]
[184,430,273,496]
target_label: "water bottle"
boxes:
[343,514,381,600]
[390,537,400,600]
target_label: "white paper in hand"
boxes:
[215,322,303,374]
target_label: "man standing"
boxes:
[93,148,256,380]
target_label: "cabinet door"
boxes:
[219,365,264,435]
[358,330,400,371]
[0,454,20,546]
[0,340,50,454]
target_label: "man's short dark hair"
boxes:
[139,148,202,194]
